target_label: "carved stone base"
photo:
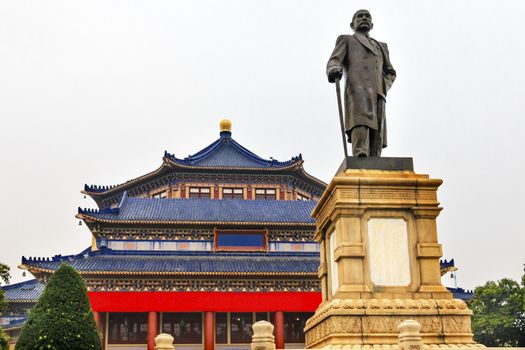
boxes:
[304,298,482,348]
[312,345,486,350]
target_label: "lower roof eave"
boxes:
[22,266,318,278]
[76,214,316,228]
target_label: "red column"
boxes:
[204,311,214,350]
[93,311,101,331]
[147,311,158,350]
[93,311,104,348]
[275,311,284,349]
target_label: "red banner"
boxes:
[88,291,321,312]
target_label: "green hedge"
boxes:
[16,264,101,350]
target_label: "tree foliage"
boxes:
[469,270,525,347]
[15,264,101,350]
[0,263,10,350]
[0,262,10,313]
[0,264,9,286]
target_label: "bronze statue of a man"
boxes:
[327,9,396,157]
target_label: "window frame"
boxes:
[152,191,168,199]
[213,229,268,252]
[189,187,211,199]
[222,187,244,199]
[296,193,310,201]
[229,312,254,344]
[161,312,203,345]
[283,312,314,344]
[254,188,276,200]
[108,312,148,345]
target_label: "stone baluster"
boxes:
[154,333,174,350]
[398,319,423,350]
[251,320,276,350]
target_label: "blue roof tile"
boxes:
[79,194,317,224]
[448,287,474,301]
[0,316,27,330]
[22,248,320,275]
[2,279,45,302]
[440,259,455,269]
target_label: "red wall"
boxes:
[88,291,321,312]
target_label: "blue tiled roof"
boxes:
[448,287,474,301]
[164,131,302,169]
[440,258,455,269]
[22,248,320,275]
[78,193,317,224]
[0,316,27,330]
[83,130,323,195]
[1,279,45,302]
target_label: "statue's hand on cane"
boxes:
[328,68,342,83]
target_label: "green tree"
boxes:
[0,262,11,350]
[469,271,525,347]
[15,264,101,350]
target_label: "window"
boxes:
[215,313,228,344]
[230,313,253,344]
[297,193,309,201]
[284,312,313,343]
[153,191,167,199]
[255,188,276,200]
[108,313,148,344]
[189,187,211,198]
[215,229,267,252]
[268,242,320,252]
[106,240,213,252]
[255,312,269,322]
[222,188,243,199]
[162,313,202,344]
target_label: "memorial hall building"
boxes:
[0,120,471,350]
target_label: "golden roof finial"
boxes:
[220,119,232,132]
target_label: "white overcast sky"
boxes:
[0,0,524,290]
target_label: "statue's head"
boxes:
[350,9,373,33]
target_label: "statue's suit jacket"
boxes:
[327,33,396,146]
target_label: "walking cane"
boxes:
[335,77,349,167]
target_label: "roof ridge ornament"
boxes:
[219,119,232,132]
[219,118,232,138]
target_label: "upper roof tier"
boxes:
[78,192,316,226]
[166,118,301,169]
[82,119,325,206]
[163,132,301,170]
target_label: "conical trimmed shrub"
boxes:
[16,264,101,350]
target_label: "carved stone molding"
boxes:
[305,298,471,329]
[86,278,321,293]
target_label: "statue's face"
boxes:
[351,10,373,33]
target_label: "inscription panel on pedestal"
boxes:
[367,218,410,286]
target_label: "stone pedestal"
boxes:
[304,164,482,349]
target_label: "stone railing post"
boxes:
[251,320,276,350]
[154,333,174,350]
[398,319,423,350]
